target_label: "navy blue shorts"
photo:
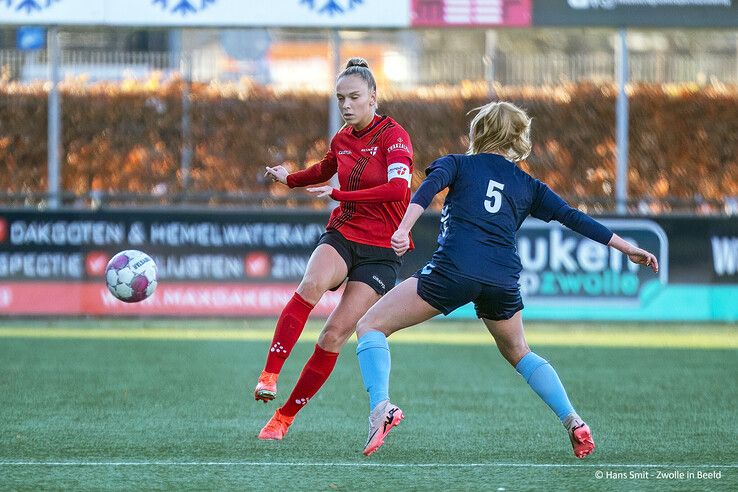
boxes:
[413,264,523,321]
[317,230,401,295]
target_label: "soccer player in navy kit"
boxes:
[354,101,659,457]
[255,58,415,440]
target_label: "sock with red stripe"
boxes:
[263,292,314,374]
[279,344,339,417]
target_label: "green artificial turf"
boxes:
[0,320,736,491]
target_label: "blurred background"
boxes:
[0,0,736,320]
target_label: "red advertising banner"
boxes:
[411,0,531,26]
[0,282,343,316]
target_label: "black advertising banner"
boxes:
[0,209,341,316]
[533,0,738,27]
[0,209,736,318]
[0,209,327,283]
[651,216,738,285]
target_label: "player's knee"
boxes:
[355,316,371,337]
[296,277,326,305]
[356,310,385,338]
[499,341,530,366]
[318,322,353,352]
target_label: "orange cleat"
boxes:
[254,370,278,403]
[362,400,404,457]
[258,409,295,440]
[568,421,595,459]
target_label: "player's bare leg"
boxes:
[356,277,440,455]
[255,244,348,402]
[483,313,594,459]
[356,277,440,339]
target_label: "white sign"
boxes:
[0,0,411,27]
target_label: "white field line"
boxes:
[0,461,735,468]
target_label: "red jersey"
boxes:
[286,115,414,249]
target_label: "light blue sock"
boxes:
[515,352,575,421]
[356,331,391,411]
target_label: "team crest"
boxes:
[3,0,60,13]
[300,0,363,16]
[152,0,216,15]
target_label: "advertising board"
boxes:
[533,0,738,27]
[0,0,411,28]
[1,210,735,321]
[411,0,531,27]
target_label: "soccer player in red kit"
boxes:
[255,57,414,440]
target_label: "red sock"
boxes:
[279,344,339,417]
[263,292,314,374]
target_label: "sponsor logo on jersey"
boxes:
[387,143,410,153]
[361,147,378,156]
[337,150,352,155]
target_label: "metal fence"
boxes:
[2,48,737,86]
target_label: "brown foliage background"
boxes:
[1,81,736,210]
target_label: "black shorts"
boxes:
[317,229,402,295]
[413,263,523,321]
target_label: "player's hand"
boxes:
[306,186,334,198]
[626,246,659,273]
[264,165,288,185]
[391,229,411,256]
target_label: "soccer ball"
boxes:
[105,250,157,303]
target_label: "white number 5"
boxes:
[484,179,505,214]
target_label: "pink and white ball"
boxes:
[105,250,157,303]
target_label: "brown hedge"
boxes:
[0,81,736,209]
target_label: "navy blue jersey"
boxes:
[411,153,612,287]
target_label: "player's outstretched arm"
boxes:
[307,178,407,202]
[392,157,456,255]
[608,233,659,273]
[550,205,659,274]
[264,165,289,185]
[267,153,338,189]
[391,203,424,256]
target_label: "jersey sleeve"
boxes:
[330,178,407,203]
[529,179,567,222]
[410,155,459,209]
[286,150,338,188]
[530,179,613,245]
[382,124,413,166]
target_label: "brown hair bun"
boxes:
[345,57,369,69]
